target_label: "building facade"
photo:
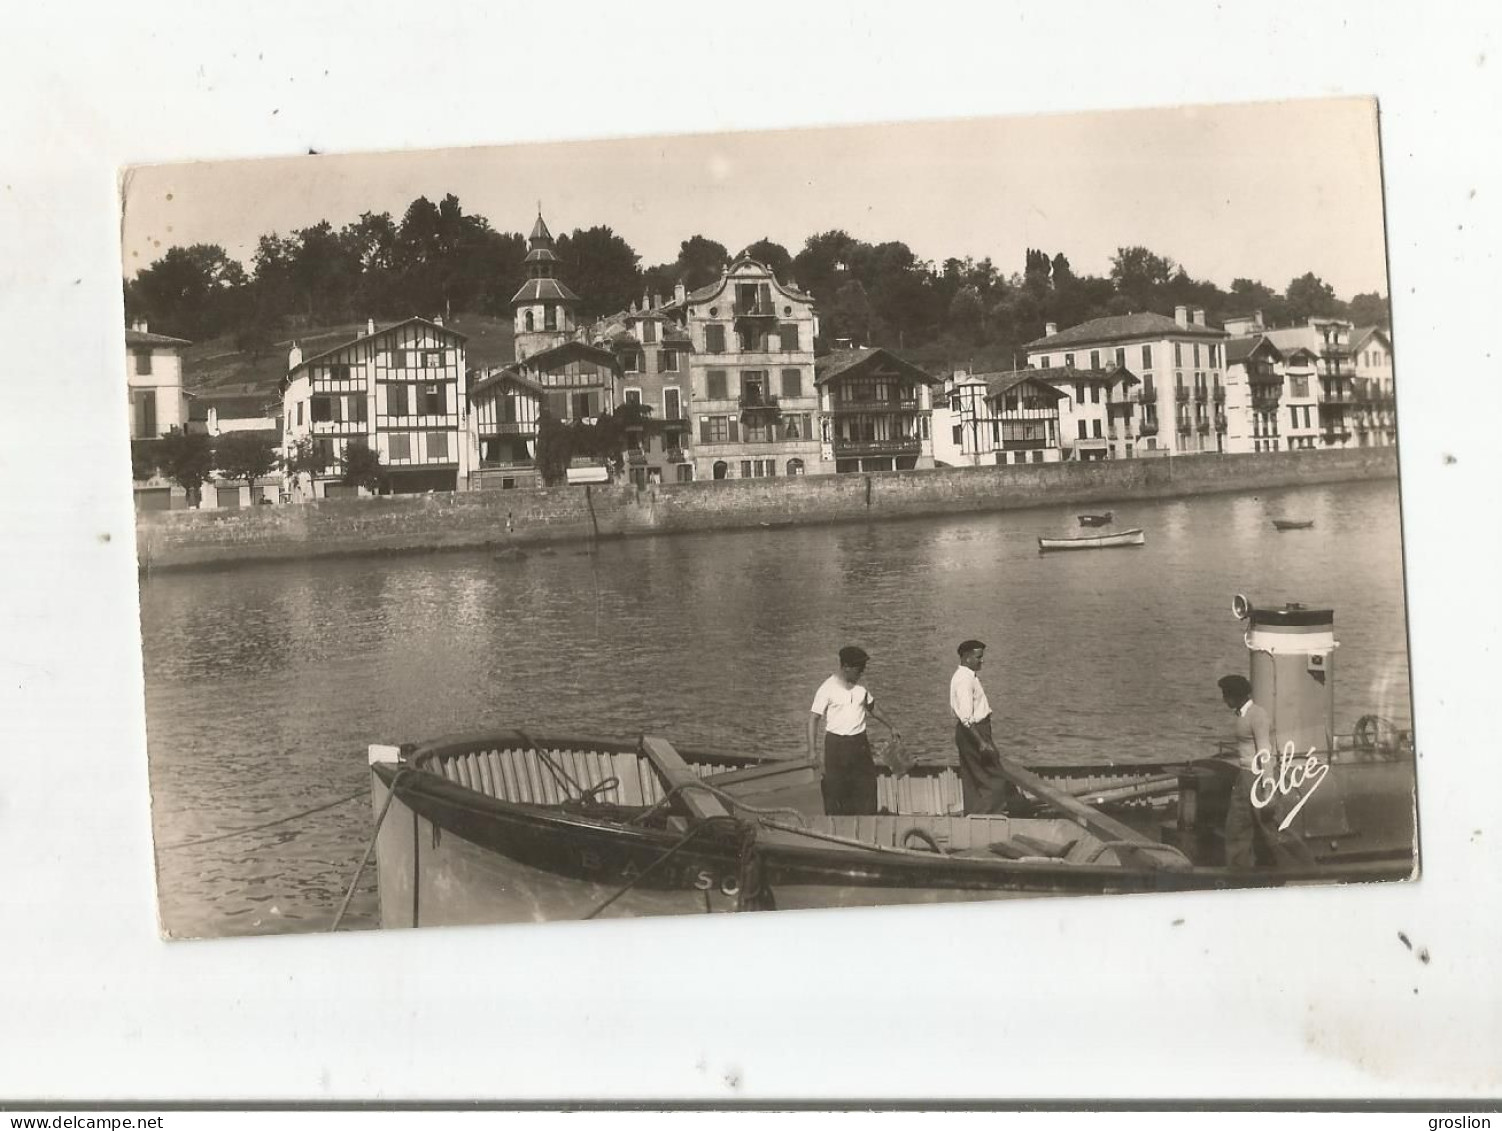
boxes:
[1025,307,1228,456]
[281,316,469,499]
[126,322,193,511]
[188,385,284,508]
[931,370,1064,465]
[814,348,936,473]
[1349,326,1397,447]
[593,297,695,485]
[666,257,824,480]
[1223,334,1286,454]
[468,369,545,490]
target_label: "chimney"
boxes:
[1192,308,1205,327]
[367,318,376,336]
[288,341,303,372]
[434,315,443,327]
[1045,321,1058,337]
[674,282,686,305]
[1175,305,1189,327]
[652,292,662,310]
[1253,309,1264,332]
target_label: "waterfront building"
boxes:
[126,321,193,512]
[1025,307,1228,455]
[280,316,469,499]
[467,368,545,490]
[512,213,579,363]
[930,369,1064,465]
[1032,366,1140,461]
[188,384,284,508]
[813,347,937,472]
[664,256,824,480]
[1257,316,1360,450]
[1350,326,1397,447]
[591,294,696,486]
[1222,333,1287,454]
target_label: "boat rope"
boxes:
[582,816,742,920]
[515,730,620,804]
[626,778,809,829]
[157,788,367,851]
[328,767,414,933]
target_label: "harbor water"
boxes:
[140,478,1413,938]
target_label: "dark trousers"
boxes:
[1224,768,1319,870]
[954,716,1017,815]
[822,732,878,815]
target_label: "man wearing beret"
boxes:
[950,639,1016,814]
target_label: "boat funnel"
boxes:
[1241,600,1337,755]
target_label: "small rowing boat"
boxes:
[1039,528,1145,553]
[1272,519,1315,531]
[1077,512,1114,527]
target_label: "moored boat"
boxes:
[1077,512,1114,527]
[1272,519,1315,531]
[1039,528,1145,552]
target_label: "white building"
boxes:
[280,316,469,499]
[126,321,193,512]
[931,369,1064,465]
[1025,307,1229,455]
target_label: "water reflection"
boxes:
[140,478,1412,938]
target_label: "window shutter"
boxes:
[728,417,740,442]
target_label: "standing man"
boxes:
[951,639,1015,814]
[808,645,900,816]
[1217,673,1315,869]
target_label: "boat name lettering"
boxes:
[1250,742,1331,831]
[694,869,740,896]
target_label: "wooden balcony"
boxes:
[831,437,922,457]
[738,392,781,412]
[733,301,778,321]
[1000,437,1050,451]
[490,421,536,435]
[665,448,687,464]
[626,449,648,467]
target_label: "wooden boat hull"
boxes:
[1077,513,1113,527]
[1039,529,1145,552]
[367,732,1414,927]
[1273,520,1315,531]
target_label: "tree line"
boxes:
[125,193,1391,369]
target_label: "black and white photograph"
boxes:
[123,98,1418,940]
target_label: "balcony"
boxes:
[1000,437,1050,451]
[1075,436,1109,451]
[733,301,778,321]
[1214,414,1227,432]
[1212,387,1225,405]
[1321,429,1352,444]
[479,458,535,471]
[1175,388,1189,403]
[1177,418,1192,432]
[1193,388,1208,403]
[1107,401,1134,417]
[1248,368,1282,386]
[1319,343,1353,359]
[738,392,781,413]
[1137,420,1159,437]
[1197,419,1211,434]
[490,421,536,435]
[831,437,922,457]
[1320,390,1356,404]
[829,399,920,414]
[665,448,687,464]
[626,449,648,467]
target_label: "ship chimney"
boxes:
[1045,321,1058,337]
[1175,305,1189,328]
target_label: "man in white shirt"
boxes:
[808,645,900,815]
[950,639,1015,814]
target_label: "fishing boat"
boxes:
[1077,512,1114,527]
[1272,519,1315,531]
[1038,528,1145,553]
[357,594,1415,928]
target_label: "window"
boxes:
[314,438,336,467]
[625,350,641,374]
[424,351,443,368]
[1210,344,1219,368]
[952,423,963,445]
[311,396,333,423]
[296,402,304,426]
[350,396,367,424]
[1193,343,1201,367]
[741,460,752,478]
[1031,450,1044,463]
[1065,353,1075,368]
[388,384,409,416]
[389,434,411,460]
[544,304,557,331]
[573,392,597,420]
[642,320,657,345]
[1040,357,1051,368]
[1173,343,1182,367]
[1090,386,1100,404]
[1089,350,1099,369]
[393,350,408,369]
[700,416,730,443]
[707,370,728,400]
[658,349,678,373]
[133,349,152,375]
[779,323,799,352]
[1075,382,1084,404]
[1289,406,1299,430]
[525,311,535,331]
[1115,348,1126,368]
[133,390,156,439]
[1141,344,1153,369]
[787,458,805,476]
[705,324,726,353]
[781,369,802,398]
[663,387,682,421]
[1077,420,1088,439]
[1092,419,1103,439]
[625,388,641,406]
[421,384,446,415]
[428,432,449,460]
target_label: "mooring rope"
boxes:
[157,788,367,851]
[329,768,414,933]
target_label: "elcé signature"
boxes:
[1249,742,1331,831]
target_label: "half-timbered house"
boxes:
[978,371,1066,463]
[814,347,937,473]
[467,369,545,490]
[280,316,468,499]
[1032,365,1141,461]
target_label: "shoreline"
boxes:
[135,446,1399,574]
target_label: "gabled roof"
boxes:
[515,339,621,374]
[126,327,192,348]
[511,277,580,304]
[1025,312,1226,349]
[1031,364,1140,387]
[288,316,466,377]
[814,347,938,387]
[1348,325,1392,354]
[681,257,814,311]
[971,370,1068,402]
[469,368,548,401]
[1225,334,1284,367]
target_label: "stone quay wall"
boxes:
[135,447,1399,572]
